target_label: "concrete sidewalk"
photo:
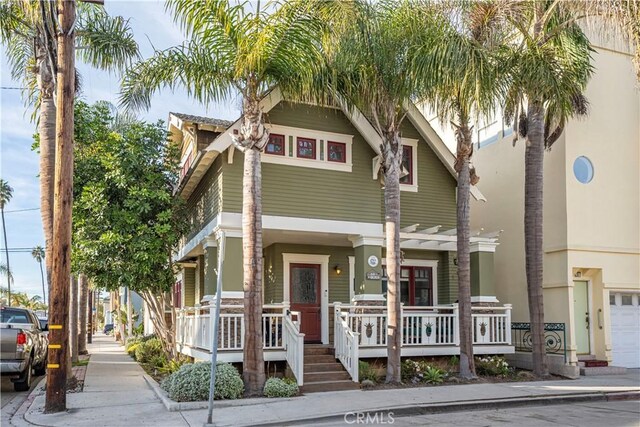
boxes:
[12,336,640,427]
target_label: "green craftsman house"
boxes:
[171,89,513,390]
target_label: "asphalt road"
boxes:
[1,375,44,425]
[306,400,640,426]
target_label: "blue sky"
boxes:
[0,0,242,298]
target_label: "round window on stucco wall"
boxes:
[573,156,594,184]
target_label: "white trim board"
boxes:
[283,253,330,344]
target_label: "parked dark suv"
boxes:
[103,323,114,334]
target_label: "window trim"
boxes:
[265,133,285,156]
[381,259,438,306]
[400,144,414,185]
[327,141,347,163]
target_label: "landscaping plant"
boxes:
[263,377,299,398]
[358,361,381,383]
[161,362,243,402]
[475,356,511,377]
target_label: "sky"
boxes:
[0,0,243,299]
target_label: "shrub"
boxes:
[158,357,191,376]
[134,338,164,364]
[359,361,380,383]
[475,356,511,377]
[263,377,299,398]
[161,362,243,402]
[401,359,446,384]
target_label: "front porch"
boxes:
[175,302,514,385]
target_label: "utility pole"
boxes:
[88,289,93,344]
[45,0,76,413]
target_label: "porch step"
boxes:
[300,379,360,393]
[304,345,334,356]
[577,355,597,361]
[304,370,352,382]
[580,366,627,376]
[305,354,338,364]
[304,362,345,373]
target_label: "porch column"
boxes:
[351,236,385,305]
[470,243,498,304]
[201,229,244,306]
[195,254,205,304]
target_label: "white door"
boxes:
[610,292,640,368]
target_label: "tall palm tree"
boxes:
[0,180,14,305]
[502,0,594,376]
[32,246,46,304]
[0,1,139,288]
[415,0,508,379]
[327,0,445,382]
[0,265,14,305]
[120,0,350,395]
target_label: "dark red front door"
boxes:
[290,263,321,342]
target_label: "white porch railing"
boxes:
[333,303,359,382]
[283,310,305,385]
[335,304,512,348]
[175,304,304,385]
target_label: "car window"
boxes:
[0,308,31,324]
[39,319,48,330]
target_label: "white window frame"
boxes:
[283,253,330,344]
[263,124,353,173]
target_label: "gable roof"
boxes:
[170,87,485,201]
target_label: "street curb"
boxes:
[9,378,48,427]
[250,390,640,427]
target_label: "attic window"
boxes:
[400,145,413,185]
[265,134,285,156]
[328,141,346,163]
[296,137,316,159]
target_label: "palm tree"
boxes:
[0,265,14,305]
[0,180,14,305]
[32,246,46,304]
[416,0,508,379]
[501,1,594,377]
[327,0,445,382]
[120,0,349,395]
[0,1,139,288]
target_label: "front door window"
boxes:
[383,266,433,306]
[290,263,321,342]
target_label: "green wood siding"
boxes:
[263,243,354,304]
[397,120,457,229]
[185,156,223,241]
[222,103,382,223]
[183,268,196,307]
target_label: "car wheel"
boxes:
[14,358,32,392]
[34,352,47,376]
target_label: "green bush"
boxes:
[263,377,299,398]
[134,338,164,364]
[158,357,191,376]
[401,359,446,384]
[475,356,511,377]
[161,362,243,402]
[358,361,380,383]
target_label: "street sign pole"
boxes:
[206,230,225,426]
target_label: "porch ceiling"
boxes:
[263,229,353,248]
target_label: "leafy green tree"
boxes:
[501,1,594,376]
[0,1,139,285]
[120,0,352,395]
[71,101,188,357]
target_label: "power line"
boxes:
[1,86,26,90]
[3,208,40,213]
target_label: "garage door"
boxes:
[610,292,640,368]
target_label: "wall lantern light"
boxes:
[334,265,342,275]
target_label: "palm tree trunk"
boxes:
[383,130,402,383]
[1,208,10,305]
[37,49,56,294]
[525,101,548,377]
[127,287,133,337]
[78,273,88,354]
[242,146,266,396]
[455,120,476,379]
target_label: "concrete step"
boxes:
[305,354,338,364]
[301,379,360,393]
[304,346,334,356]
[304,370,351,383]
[304,362,344,373]
[578,355,597,361]
[580,366,627,376]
